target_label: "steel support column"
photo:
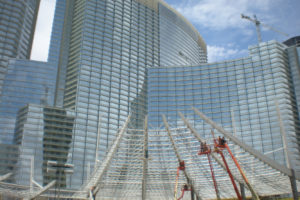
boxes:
[275,100,299,200]
[290,169,299,200]
[81,115,131,197]
[192,107,296,178]
[240,183,246,200]
[142,116,148,200]
[178,112,250,195]
[162,115,202,200]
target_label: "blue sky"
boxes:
[31,0,300,63]
[164,0,300,62]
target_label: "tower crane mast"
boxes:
[241,14,289,43]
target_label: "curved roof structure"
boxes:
[1,112,299,199]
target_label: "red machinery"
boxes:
[198,141,220,199]
[197,131,244,200]
[174,131,251,200]
[177,184,192,200]
[174,161,186,200]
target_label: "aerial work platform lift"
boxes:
[174,161,193,200]
[177,183,192,200]
[197,129,261,200]
[208,131,242,200]
[198,141,221,200]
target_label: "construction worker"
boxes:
[200,142,204,152]
[183,184,188,191]
[203,142,208,152]
[219,136,226,146]
[220,136,226,146]
[218,136,221,145]
[179,160,185,170]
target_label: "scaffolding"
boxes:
[0,111,299,199]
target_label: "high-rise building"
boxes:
[285,37,300,122]
[51,0,206,188]
[0,0,40,95]
[0,0,40,175]
[0,59,57,144]
[14,104,74,187]
[148,40,300,171]
[0,0,299,198]
[0,0,207,189]
[284,36,300,47]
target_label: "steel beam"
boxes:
[0,173,12,182]
[290,169,299,200]
[82,115,131,197]
[178,112,250,195]
[142,115,148,200]
[28,180,56,200]
[162,115,202,200]
[275,100,299,200]
[240,183,246,200]
[95,115,102,166]
[192,107,298,179]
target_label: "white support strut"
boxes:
[142,115,148,200]
[178,112,259,199]
[0,173,12,182]
[192,107,300,180]
[83,115,131,197]
[178,113,250,187]
[162,115,203,200]
[27,180,56,200]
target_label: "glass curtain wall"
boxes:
[63,0,159,188]
[148,40,300,170]
[286,45,300,158]
[0,0,40,95]
[14,104,74,186]
[159,3,207,66]
[62,0,207,188]
[0,60,57,144]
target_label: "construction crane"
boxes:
[241,14,289,43]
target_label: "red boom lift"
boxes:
[198,130,243,200]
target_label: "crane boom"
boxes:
[241,14,288,43]
[260,23,289,37]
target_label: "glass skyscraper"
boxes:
[0,0,40,95]
[0,0,207,189]
[0,60,57,144]
[0,0,40,176]
[0,0,299,198]
[14,104,74,187]
[59,0,206,188]
[148,40,300,170]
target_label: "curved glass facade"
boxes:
[148,40,300,170]
[63,0,158,187]
[159,3,207,66]
[59,0,206,188]
[0,0,207,189]
[0,0,299,198]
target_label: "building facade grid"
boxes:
[148,40,300,170]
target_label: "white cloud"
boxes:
[30,0,56,61]
[173,0,273,31]
[207,45,248,62]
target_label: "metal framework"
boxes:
[0,111,299,199]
